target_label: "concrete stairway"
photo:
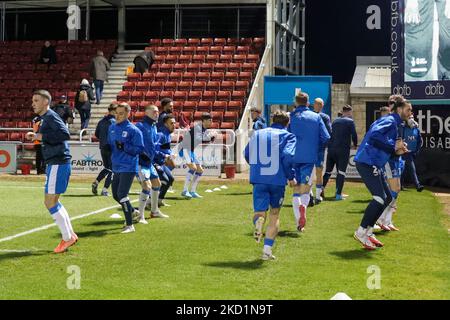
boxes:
[70,49,142,141]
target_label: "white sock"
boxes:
[316,185,322,200]
[59,204,74,235]
[49,203,71,241]
[102,187,108,193]
[183,170,195,192]
[379,206,389,224]
[292,195,301,223]
[356,226,367,237]
[263,245,272,254]
[139,190,150,218]
[151,187,160,213]
[300,193,310,207]
[190,173,202,193]
[385,198,397,224]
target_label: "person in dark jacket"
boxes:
[75,79,95,130]
[401,114,424,192]
[92,103,117,196]
[133,50,155,74]
[39,41,57,64]
[250,107,267,131]
[51,95,74,126]
[322,105,358,200]
[26,90,77,253]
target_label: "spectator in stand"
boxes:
[75,79,95,130]
[51,95,74,127]
[133,50,155,75]
[89,50,110,105]
[250,107,267,131]
[39,41,57,65]
[32,116,46,174]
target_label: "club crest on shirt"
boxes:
[122,131,128,138]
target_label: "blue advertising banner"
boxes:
[391,0,450,100]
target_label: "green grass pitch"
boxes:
[0,177,448,300]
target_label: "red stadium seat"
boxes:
[210,72,225,82]
[186,63,200,73]
[182,46,195,55]
[183,101,198,112]
[178,80,193,91]
[211,111,223,122]
[159,91,174,100]
[197,101,212,112]
[0,132,8,141]
[192,81,206,91]
[192,55,206,63]
[200,63,214,73]
[236,46,250,55]
[162,39,174,47]
[145,91,159,102]
[231,90,246,102]
[155,72,169,82]
[187,91,202,102]
[180,111,193,122]
[169,47,183,55]
[209,46,223,55]
[206,81,220,91]
[212,102,227,113]
[134,111,145,121]
[172,101,183,112]
[223,111,238,123]
[182,72,196,82]
[195,46,209,55]
[154,56,165,64]
[213,63,227,73]
[136,81,150,91]
[193,111,204,121]
[174,39,187,47]
[123,82,136,92]
[173,91,188,101]
[117,91,130,102]
[196,72,210,82]
[246,54,260,64]
[202,91,217,102]
[235,80,250,92]
[219,54,233,63]
[127,73,141,82]
[227,63,242,73]
[188,38,201,47]
[220,122,235,130]
[139,101,151,110]
[177,55,191,64]
[164,81,178,91]
[131,91,145,101]
[241,62,257,72]
[159,63,173,73]
[128,101,139,112]
[173,63,186,72]
[233,54,246,63]
[214,38,227,46]
[150,81,164,91]
[210,122,220,129]
[220,81,235,91]
[238,71,253,82]
[142,72,155,82]
[222,46,236,55]
[201,38,213,46]
[217,91,231,101]
[169,71,182,81]
[227,38,239,46]
[149,39,161,46]
[224,72,238,81]
[165,55,178,64]
[206,54,219,63]
[227,101,243,113]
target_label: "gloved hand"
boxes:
[115,140,124,150]
[140,152,151,163]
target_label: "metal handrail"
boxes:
[79,128,96,142]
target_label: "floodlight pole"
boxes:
[0,1,5,42]
[118,0,125,50]
[85,0,90,40]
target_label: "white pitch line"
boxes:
[0,249,38,253]
[0,200,138,244]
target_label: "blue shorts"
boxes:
[315,149,326,168]
[137,165,159,181]
[253,184,285,212]
[293,163,314,185]
[179,148,200,165]
[45,163,71,194]
[384,159,405,179]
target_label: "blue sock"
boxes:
[390,191,398,199]
[253,216,261,225]
[264,238,275,247]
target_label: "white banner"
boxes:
[69,143,103,174]
[171,144,223,177]
[0,143,17,173]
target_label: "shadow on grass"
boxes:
[282,204,293,208]
[351,200,370,204]
[221,192,252,196]
[329,249,375,260]
[89,220,124,226]
[346,210,365,214]
[0,249,51,262]
[277,230,300,238]
[63,194,98,198]
[75,228,121,238]
[203,259,265,270]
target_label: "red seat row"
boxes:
[127,71,253,83]
[148,37,264,47]
[123,80,250,93]
[117,90,247,103]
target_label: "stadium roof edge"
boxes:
[350,56,391,96]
